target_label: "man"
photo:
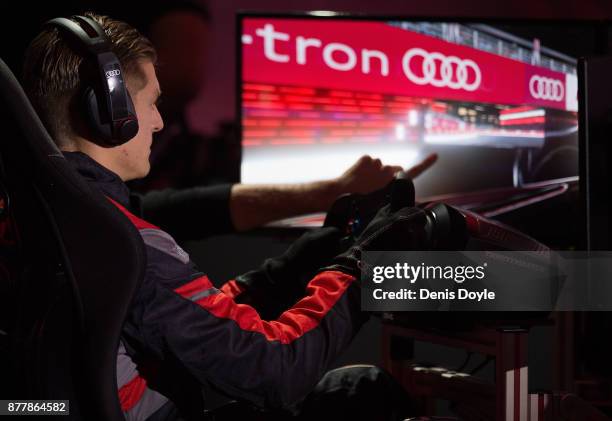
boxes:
[23,13,432,420]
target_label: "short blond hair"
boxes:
[23,12,157,146]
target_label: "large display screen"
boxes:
[239,16,579,200]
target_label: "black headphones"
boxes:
[44,15,139,146]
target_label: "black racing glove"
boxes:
[322,176,428,279]
[233,226,346,318]
[323,204,429,279]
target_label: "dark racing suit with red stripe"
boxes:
[64,152,367,420]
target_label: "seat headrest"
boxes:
[0,58,63,161]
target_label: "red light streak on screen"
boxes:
[241,82,564,149]
[243,83,427,148]
[500,117,546,126]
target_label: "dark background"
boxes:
[3,0,612,135]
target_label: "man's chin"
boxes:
[140,165,151,179]
[125,165,151,182]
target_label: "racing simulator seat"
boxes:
[0,57,146,420]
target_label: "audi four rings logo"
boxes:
[402,48,482,92]
[529,75,564,102]
[105,69,121,78]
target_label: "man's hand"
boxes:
[333,153,437,196]
[323,202,429,278]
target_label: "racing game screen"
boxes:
[239,17,579,206]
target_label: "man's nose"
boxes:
[153,109,164,132]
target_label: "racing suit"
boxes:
[64,152,373,420]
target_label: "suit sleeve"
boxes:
[138,184,235,240]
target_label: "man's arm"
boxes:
[141,154,437,238]
[115,202,366,409]
[230,154,437,231]
[140,183,234,240]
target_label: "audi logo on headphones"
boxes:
[402,48,482,92]
[105,69,121,78]
[529,75,564,102]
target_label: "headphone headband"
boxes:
[45,16,110,54]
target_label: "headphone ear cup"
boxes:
[118,92,139,142]
[83,87,139,146]
[83,86,114,146]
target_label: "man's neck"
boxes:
[61,138,126,181]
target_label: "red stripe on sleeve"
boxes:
[176,271,355,345]
[220,280,246,299]
[175,275,215,298]
[106,197,159,230]
[118,375,147,412]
